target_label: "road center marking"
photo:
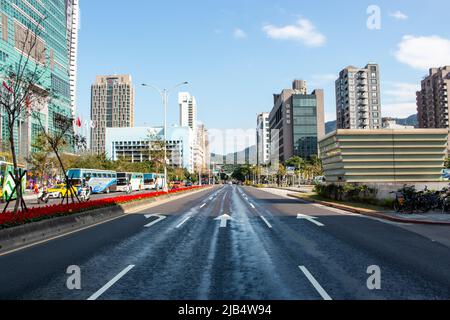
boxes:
[87,265,135,300]
[298,266,332,301]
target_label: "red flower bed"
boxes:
[0,186,206,229]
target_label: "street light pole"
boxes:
[142,82,188,192]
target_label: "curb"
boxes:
[287,193,450,226]
[0,186,213,255]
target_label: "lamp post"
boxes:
[142,82,188,192]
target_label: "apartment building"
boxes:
[336,63,382,130]
[90,75,135,154]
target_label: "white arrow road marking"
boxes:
[144,214,166,228]
[215,214,234,228]
[298,266,332,300]
[297,214,324,227]
[87,265,135,300]
[176,216,192,229]
[200,203,206,208]
[260,216,273,229]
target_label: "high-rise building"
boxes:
[90,75,135,154]
[269,80,325,162]
[0,0,76,160]
[194,123,209,172]
[66,0,80,117]
[256,112,270,165]
[336,63,381,130]
[179,92,197,130]
[417,66,450,129]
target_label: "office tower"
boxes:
[90,75,135,154]
[66,0,80,117]
[179,92,197,130]
[417,66,450,129]
[257,112,270,165]
[194,123,209,172]
[336,63,381,129]
[269,80,325,162]
[0,0,76,160]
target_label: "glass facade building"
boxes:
[0,0,76,159]
[292,95,319,159]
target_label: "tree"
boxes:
[147,131,166,174]
[277,164,286,186]
[33,111,86,204]
[0,16,48,213]
[285,156,304,170]
[26,133,54,182]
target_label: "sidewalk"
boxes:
[272,185,315,194]
[287,192,450,226]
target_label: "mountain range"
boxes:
[325,114,418,134]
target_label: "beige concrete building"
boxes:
[90,75,135,154]
[336,63,381,130]
[417,66,450,129]
[319,129,448,183]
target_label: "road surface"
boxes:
[1,185,450,300]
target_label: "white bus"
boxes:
[117,172,144,192]
[67,169,117,194]
[143,173,166,190]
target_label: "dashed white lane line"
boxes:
[176,216,192,229]
[200,203,206,208]
[88,265,135,300]
[298,266,332,301]
[260,215,273,229]
[144,214,166,228]
[250,203,256,209]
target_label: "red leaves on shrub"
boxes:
[0,186,205,229]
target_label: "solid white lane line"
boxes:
[260,215,273,229]
[144,214,166,228]
[298,266,332,301]
[88,265,135,300]
[200,203,206,208]
[176,216,191,229]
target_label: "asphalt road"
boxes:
[1,185,450,300]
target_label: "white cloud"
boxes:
[385,82,419,102]
[233,28,247,39]
[325,112,336,122]
[395,35,450,70]
[383,103,417,119]
[262,18,326,47]
[390,11,408,20]
[383,82,420,118]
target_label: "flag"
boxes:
[2,81,12,94]
[76,117,82,128]
[90,120,96,129]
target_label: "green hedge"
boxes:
[314,183,380,206]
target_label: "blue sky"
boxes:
[76,0,450,152]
